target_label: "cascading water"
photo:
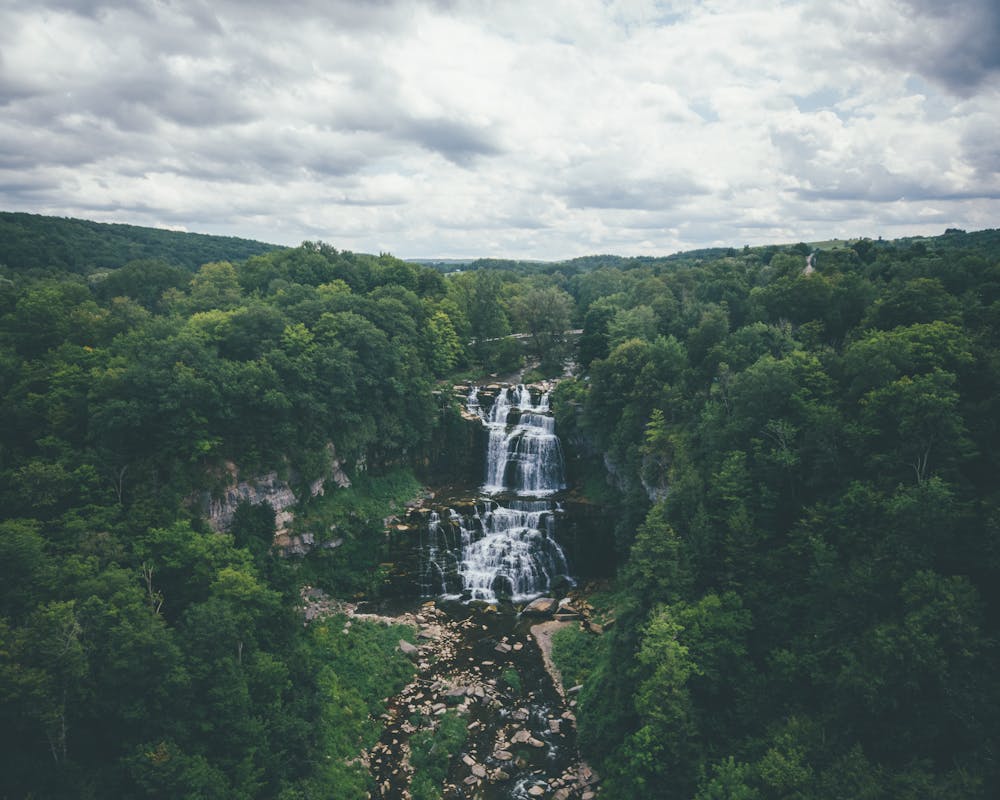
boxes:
[421,384,573,603]
[482,385,565,496]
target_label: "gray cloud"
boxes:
[961,116,1000,179]
[866,0,1000,93]
[398,117,502,164]
[563,174,708,211]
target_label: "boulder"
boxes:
[398,639,419,658]
[522,597,558,616]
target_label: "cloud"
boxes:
[0,0,998,259]
[813,0,1000,94]
[895,0,1000,92]
[563,174,708,210]
[397,117,502,164]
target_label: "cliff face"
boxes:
[202,469,299,533]
[195,444,352,538]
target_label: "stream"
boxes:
[364,599,599,799]
[364,383,601,798]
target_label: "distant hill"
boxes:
[0,211,284,274]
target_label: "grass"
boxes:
[501,667,523,696]
[303,614,416,798]
[551,625,604,689]
[293,468,424,597]
[299,468,424,531]
[409,713,468,800]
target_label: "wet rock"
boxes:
[578,764,599,785]
[522,597,558,616]
[446,685,467,701]
[491,574,515,601]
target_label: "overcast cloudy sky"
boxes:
[1,0,998,258]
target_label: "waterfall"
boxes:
[420,384,573,603]
[481,386,566,496]
[459,500,569,602]
[420,512,448,596]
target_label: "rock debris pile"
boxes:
[362,599,602,799]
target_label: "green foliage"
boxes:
[409,713,468,800]
[562,228,1000,799]
[0,210,280,274]
[551,624,604,688]
[295,469,423,595]
[507,284,575,370]
[0,230,459,798]
[695,757,761,800]
[500,666,523,695]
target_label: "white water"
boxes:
[420,384,573,603]
[448,500,570,602]
[480,385,565,496]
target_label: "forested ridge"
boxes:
[550,227,1000,798]
[1,215,999,798]
[0,234,477,797]
[0,211,282,275]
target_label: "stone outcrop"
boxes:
[199,465,298,533]
[194,444,352,545]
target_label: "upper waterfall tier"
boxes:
[469,385,566,497]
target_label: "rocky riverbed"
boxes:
[319,595,601,799]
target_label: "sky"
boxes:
[1,0,998,260]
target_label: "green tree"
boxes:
[185,261,243,313]
[508,285,574,369]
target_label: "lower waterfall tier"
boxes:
[421,500,573,603]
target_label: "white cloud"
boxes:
[0,0,997,258]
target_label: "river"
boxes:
[365,383,601,798]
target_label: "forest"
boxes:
[1,215,998,798]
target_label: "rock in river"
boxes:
[522,597,558,616]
